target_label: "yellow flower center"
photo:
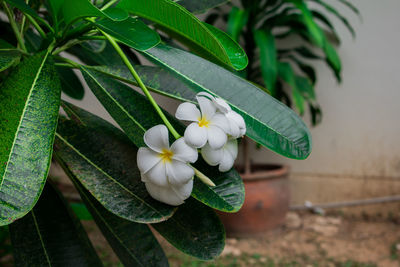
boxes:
[198,116,210,128]
[160,148,174,163]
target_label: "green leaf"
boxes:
[116,0,247,70]
[0,40,21,72]
[227,6,249,42]
[278,62,304,114]
[94,17,160,51]
[61,0,128,26]
[153,198,225,260]
[176,0,229,14]
[323,40,341,82]
[57,103,225,259]
[67,40,138,67]
[143,44,311,159]
[70,202,93,220]
[336,0,361,19]
[9,184,103,266]
[288,0,325,47]
[287,55,316,84]
[0,51,61,226]
[54,103,175,223]
[80,67,245,212]
[202,23,248,70]
[311,10,340,44]
[73,179,169,267]
[310,0,356,38]
[47,0,64,24]
[4,0,48,27]
[56,66,85,100]
[253,29,278,95]
[295,75,316,100]
[9,186,94,263]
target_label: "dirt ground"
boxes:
[80,211,400,267]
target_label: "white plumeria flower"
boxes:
[202,92,246,138]
[201,138,238,172]
[137,125,198,206]
[175,93,230,149]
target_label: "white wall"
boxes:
[252,0,400,179]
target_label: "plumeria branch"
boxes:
[99,28,182,140]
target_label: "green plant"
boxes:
[0,0,311,265]
[207,0,360,125]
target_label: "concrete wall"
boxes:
[249,0,400,212]
[63,1,400,214]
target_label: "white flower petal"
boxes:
[170,138,198,163]
[197,92,214,100]
[145,182,184,206]
[137,147,161,173]
[144,125,169,153]
[207,126,227,149]
[225,138,238,159]
[227,111,246,136]
[218,151,235,172]
[141,173,148,182]
[145,161,168,187]
[171,179,193,200]
[184,123,208,148]
[175,102,201,122]
[197,93,216,118]
[227,120,241,138]
[166,160,194,185]
[201,144,223,166]
[213,97,231,113]
[210,114,230,134]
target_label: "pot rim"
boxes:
[236,164,290,181]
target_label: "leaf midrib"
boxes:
[0,51,49,188]
[55,133,169,223]
[144,50,309,156]
[125,0,231,66]
[31,210,52,266]
[78,186,145,267]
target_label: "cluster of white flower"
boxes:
[137,92,246,206]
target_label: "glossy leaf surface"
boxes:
[95,17,161,51]
[54,103,175,223]
[116,0,247,70]
[9,184,102,266]
[0,47,20,72]
[144,44,311,159]
[176,0,229,13]
[0,51,60,225]
[80,68,245,212]
[153,198,225,260]
[61,0,128,25]
[74,179,169,267]
[278,62,304,114]
[56,66,85,100]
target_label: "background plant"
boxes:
[206,0,360,125]
[0,0,311,265]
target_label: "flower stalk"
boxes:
[100,29,181,140]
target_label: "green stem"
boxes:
[54,56,81,68]
[25,14,46,38]
[100,29,181,139]
[19,0,28,37]
[52,39,83,55]
[2,2,26,52]
[100,0,119,10]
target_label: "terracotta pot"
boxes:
[218,164,290,237]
